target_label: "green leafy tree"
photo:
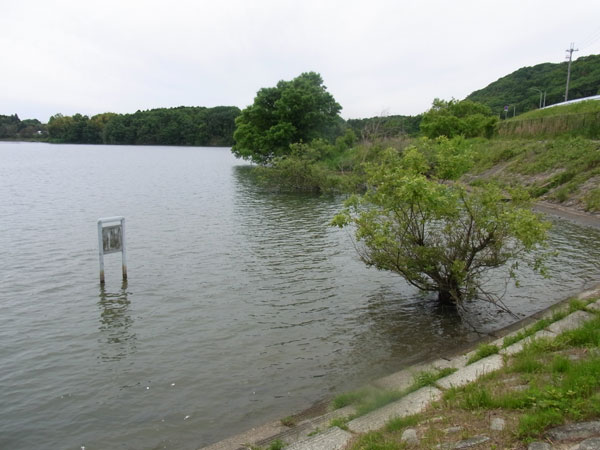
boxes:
[332,138,549,307]
[232,72,342,164]
[420,99,498,139]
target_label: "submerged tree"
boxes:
[332,138,550,307]
[232,72,342,164]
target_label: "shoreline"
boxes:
[201,204,600,449]
[533,200,600,229]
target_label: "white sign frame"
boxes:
[97,216,127,284]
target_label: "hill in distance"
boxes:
[466,54,600,117]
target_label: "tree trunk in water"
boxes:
[437,280,461,307]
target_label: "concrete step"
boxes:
[436,354,504,389]
[347,386,442,433]
[546,310,594,334]
[200,419,287,450]
[285,427,353,450]
[373,355,467,391]
[253,405,356,448]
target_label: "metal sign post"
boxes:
[97,216,127,284]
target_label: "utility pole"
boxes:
[564,42,579,102]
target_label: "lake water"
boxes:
[1,142,600,449]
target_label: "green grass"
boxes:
[354,390,406,417]
[467,343,500,364]
[460,386,495,409]
[584,187,600,212]
[267,440,285,450]
[509,100,600,120]
[280,416,296,427]
[385,414,422,432]
[502,298,592,348]
[329,416,349,430]
[350,431,405,450]
[344,302,600,450]
[498,101,600,139]
[332,390,367,409]
[556,316,600,348]
[446,311,600,441]
[468,137,600,204]
[411,367,457,390]
[331,367,457,417]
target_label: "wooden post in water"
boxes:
[97,217,127,284]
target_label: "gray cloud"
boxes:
[2,0,599,122]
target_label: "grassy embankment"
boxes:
[497,100,600,139]
[281,297,598,450]
[261,100,600,212]
[467,136,600,212]
[339,297,600,449]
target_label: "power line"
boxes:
[578,26,600,50]
[564,43,579,102]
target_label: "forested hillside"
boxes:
[47,106,240,146]
[466,54,600,117]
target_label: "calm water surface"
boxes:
[1,142,600,449]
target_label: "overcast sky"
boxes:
[2,0,600,122]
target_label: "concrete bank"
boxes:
[201,286,600,450]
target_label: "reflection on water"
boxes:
[98,281,135,362]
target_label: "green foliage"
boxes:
[444,317,600,442]
[332,387,404,417]
[461,386,494,409]
[498,107,600,139]
[253,133,362,193]
[517,409,564,439]
[267,439,285,450]
[512,99,600,120]
[502,316,554,348]
[551,355,571,373]
[46,106,240,145]
[467,344,499,364]
[329,416,349,430]
[280,416,296,427]
[0,114,46,140]
[332,366,455,421]
[232,72,342,164]
[354,390,405,417]
[350,432,404,450]
[420,99,498,139]
[466,54,600,117]
[347,114,422,140]
[332,390,365,409]
[583,187,600,212]
[556,316,600,348]
[411,367,457,391]
[468,137,600,207]
[332,137,550,305]
[511,353,544,374]
[385,414,422,432]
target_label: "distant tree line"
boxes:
[346,114,422,140]
[467,54,600,117]
[47,106,241,146]
[0,114,46,140]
